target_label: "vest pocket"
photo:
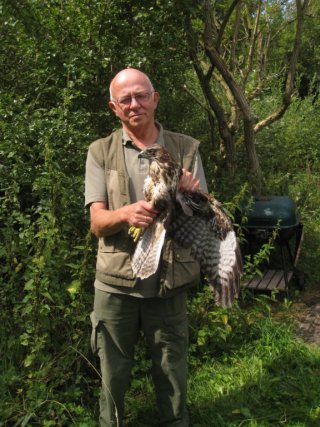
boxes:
[172,246,201,288]
[160,240,200,293]
[96,235,136,282]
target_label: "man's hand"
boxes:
[89,200,157,238]
[178,168,200,192]
[124,200,158,228]
[126,200,158,242]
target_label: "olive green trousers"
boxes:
[91,288,189,427]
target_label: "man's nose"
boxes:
[129,96,140,107]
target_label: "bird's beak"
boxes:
[138,150,149,160]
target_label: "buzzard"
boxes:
[130,144,242,307]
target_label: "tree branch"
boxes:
[182,84,212,115]
[243,0,262,84]
[254,0,310,133]
[217,0,242,47]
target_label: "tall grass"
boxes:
[124,295,320,427]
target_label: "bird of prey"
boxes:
[130,144,242,307]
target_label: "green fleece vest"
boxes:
[89,127,201,296]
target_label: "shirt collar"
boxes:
[122,121,164,148]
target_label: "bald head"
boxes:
[108,68,160,134]
[109,68,155,100]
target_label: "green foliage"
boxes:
[255,96,320,182]
[188,315,320,427]
[123,293,320,426]
[0,96,98,422]
[242,226,280,281]
[187,287,248,363]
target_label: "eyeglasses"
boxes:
[112,91,155,108]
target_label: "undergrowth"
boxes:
[124,290,320,427]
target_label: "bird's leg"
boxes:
[128,226,143,242]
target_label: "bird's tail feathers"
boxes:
[131,221,166,280]
[205,231,242,307]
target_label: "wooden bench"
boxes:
[243,269,294,292]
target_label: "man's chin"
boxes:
[129,116,147,126]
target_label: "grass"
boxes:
[188,324,320,426]
[123,296,320,427]
[1,292,319,426]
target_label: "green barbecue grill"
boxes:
[238,196,304,293]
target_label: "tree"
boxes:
[182,0,310,194]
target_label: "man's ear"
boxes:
[153,91,160,107]
[108,101,117,113]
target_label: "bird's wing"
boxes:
[169,191,242,307]
[131,220,166,279]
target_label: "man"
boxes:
[85,68,208,427]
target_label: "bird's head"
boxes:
[138,144,171,163]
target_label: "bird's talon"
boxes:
[128,226,142,242]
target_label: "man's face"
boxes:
[109,70,159,131]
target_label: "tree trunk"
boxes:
[204,43,263,193]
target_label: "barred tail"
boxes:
[131,221,166,279]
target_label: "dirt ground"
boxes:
[291,285,320,346]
